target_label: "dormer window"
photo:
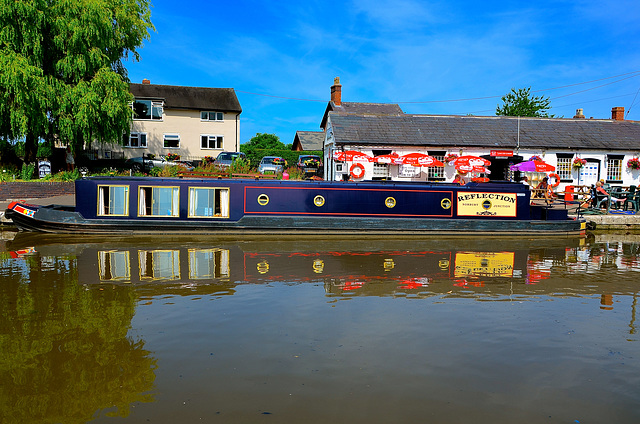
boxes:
[132,99,163,120]
[201,111,224,121]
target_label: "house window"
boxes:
[427,152,446,181]
[97,185,129,216]
[557,156,572,180]
[163,134,180,148]
[201,135,223,149]
[372,163,389,179]
[138,186,180,217]
[606,156,623,182]
[188,187,229,218]
[124,132,147,148]
[132,100,163,120]
[201,111,224,121]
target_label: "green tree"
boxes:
[0,0,155,164]
[241,133,287,166]
[496,87,554,118]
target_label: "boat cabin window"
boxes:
[138,186,180,217]
[188,187,229,218]
[97,185,129,216]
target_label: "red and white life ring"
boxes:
[350,163,365,179]
[548,173,560,188]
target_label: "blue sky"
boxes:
[125,0,640,145]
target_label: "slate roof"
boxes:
[328,113,640,151]
[293,131,324,151]
[130,83,242,113]
[320,101,403,129]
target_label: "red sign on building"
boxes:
[490,150,513,157]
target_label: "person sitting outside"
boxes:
[453,174,465,185]
[584,181,624,209]
[521,176,529,185]
[534,177,555,204]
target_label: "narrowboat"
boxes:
[5,176,586,237]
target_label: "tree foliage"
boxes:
[0,0,155,163]
[496,87,554,118]
[241,133,287,165]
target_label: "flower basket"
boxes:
[444,153,458,164]
[528,155,543,162]
[165,153,180,161]
[572,158,586,169]
[627,158,640,170]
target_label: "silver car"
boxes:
[258,156,286,174]
[214,152,246,168]
[126,155,194,173]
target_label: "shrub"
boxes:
[20,163,35,181]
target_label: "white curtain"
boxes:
[220,189,229,217]
[139,188,146,215]
[98,187,106,215]
[172,188,179,216]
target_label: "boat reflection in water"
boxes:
[7,234,640,301]
[3,234,640,424]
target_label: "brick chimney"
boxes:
[331,77,342,106]
[142,78,151,85]
[611,106,624,121]
[573,108,585,119]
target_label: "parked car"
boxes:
[214,151,246,168]
[258,156,286,174]
[297,155,322,177]
[126,155,194,173]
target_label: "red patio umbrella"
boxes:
[452,155,491,169]
[457,164,491,174]
[333,150,372,162]
[394,153,445,167]
[372,152,399,164]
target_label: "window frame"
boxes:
[606,155,623,182]
[188,186,230,218]
[132,99,163,121]
[556,156,573,181]
[97,185,130,216]
[163,133,180,149]
[124,132,147,148]
[427,151,446,181]
[137,186,181,217]
[200,111,224,121]
[200,134,224,150]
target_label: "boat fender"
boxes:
[548,173,560,188]
[350,163,365,179]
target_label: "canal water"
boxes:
[1,233,639,424]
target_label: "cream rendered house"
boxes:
[110,80,242,161]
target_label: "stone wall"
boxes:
[0,182,75,201]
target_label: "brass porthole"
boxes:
[385,197,396,208]
[441,198,452,209]
[257,194,269,206]
[314,195,325,207]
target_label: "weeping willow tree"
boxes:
[0,0,155,164]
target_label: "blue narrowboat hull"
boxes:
[5,177,586,237]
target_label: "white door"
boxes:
[579,160,600,186]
